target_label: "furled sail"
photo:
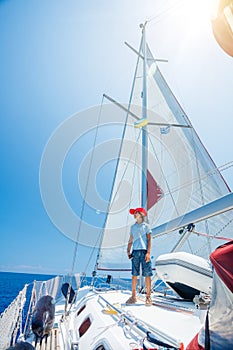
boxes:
[95,34,233,276]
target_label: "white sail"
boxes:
[96,36,233,276]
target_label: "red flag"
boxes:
[147,169,163,211]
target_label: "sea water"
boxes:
[0,271,164,315]
[0,271,56,314]
[0,271,132,314]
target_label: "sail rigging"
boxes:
[93,25,233,275]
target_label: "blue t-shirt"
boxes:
[130,222,151,250]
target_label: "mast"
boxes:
[141,22,148,210]
[140,22,148,290]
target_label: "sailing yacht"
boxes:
[1,19,233,350]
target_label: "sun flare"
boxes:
[181,0,212,33]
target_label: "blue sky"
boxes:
[1,0,233,275]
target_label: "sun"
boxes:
[210,0,233,57]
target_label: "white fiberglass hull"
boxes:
[155,252,213,300]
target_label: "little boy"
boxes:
[126,207,153,306]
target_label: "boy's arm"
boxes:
[127,235,133,258]
[145,233,151,262]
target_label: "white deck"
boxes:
[40,287,205,350]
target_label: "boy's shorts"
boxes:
[131,249,153,277]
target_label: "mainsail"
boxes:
[95,26,233,275]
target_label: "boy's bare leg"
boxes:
[145,276,151,297]
[132,276,137,297]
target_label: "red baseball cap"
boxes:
[129,207,147,216]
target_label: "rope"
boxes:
[108,130,141,211]
[94,95,143,272]
[192,230,233,242]
[62,98,105,314]
[148,132,180,217]
[23,283,36,339]
[147,0,184,25]
[94,42,144,270]
[160,159,233,198]
[189,127,212,255]
[120,311,138,337]
[70,98,104,272]
[0,285,28,350]
[193,217,233,255]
